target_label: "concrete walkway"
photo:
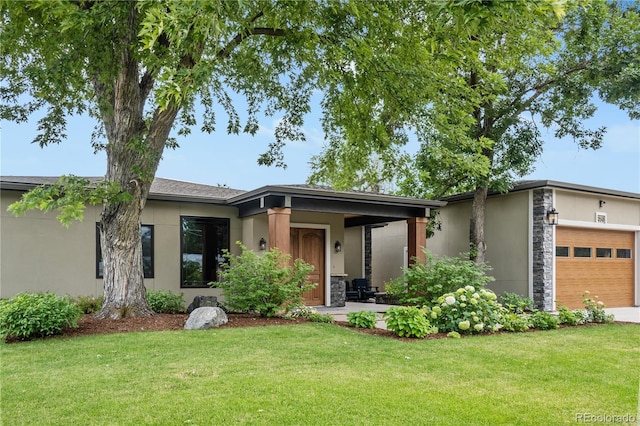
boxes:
[315,301,392,329]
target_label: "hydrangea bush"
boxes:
[425,286,504,334]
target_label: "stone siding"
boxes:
[532,189,554,311]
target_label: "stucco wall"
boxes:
[0,190,241,300]
[371,221,407,290]
[344,226,363,283]
[409,191,531,297]
[555,190,640,226]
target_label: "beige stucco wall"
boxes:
[371,221,407,290]
[344,227,363,284]
[555,190,640,226]
[410,191,531,297]
[0,190,241,301]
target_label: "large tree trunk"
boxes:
[94,4,179,318]
[469,185,488,263]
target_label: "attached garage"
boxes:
[555,227,635,309]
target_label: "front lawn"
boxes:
[2,324,639,425]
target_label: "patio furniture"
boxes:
[352,278,379,302]
[346,280,360,302]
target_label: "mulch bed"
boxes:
[5,313,636,343]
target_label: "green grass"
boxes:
[2,324,639,425]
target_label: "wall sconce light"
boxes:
[259,237,267,251]
[334,240,342,253]
[546,208,559,226]
[599,200,606,208]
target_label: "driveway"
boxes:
[605,307,640,323]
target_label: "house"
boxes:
[0,176,445,307]
[366,181,640,310]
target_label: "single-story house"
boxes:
[0,176,444,307]
[366,181,640,310]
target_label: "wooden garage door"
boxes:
[556,227,634,309]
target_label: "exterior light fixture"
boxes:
[599,200,606,208]
[546,208,559,226]
[259,237,267,251]
[334,240,342,253]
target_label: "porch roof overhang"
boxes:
[227,185,446,227]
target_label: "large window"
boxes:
[181,216,230,288]
[96,224,154,278]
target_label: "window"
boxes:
[574,247,592,258]
[596,248,612,258]
[556,246,569,257]
[617,249,632,259]
[96,224,154,278]
[181,216,230,288]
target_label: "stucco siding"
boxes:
[371,221,407,290]
[555,190,640,226]
[344,227,363,283]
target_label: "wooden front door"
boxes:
[291,228,325,306]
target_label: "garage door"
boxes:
[555,227,635,309]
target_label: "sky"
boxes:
[1,94,639,194]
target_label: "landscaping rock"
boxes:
[184,307,228,330]
[186,295,219,314]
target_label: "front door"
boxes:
[291,228,325,306]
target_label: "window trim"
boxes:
[555,246,570,257]
[573,247,592,258]
[616,248,633,259]
[180,216,230,289]
[96,224,155,279]
[595,248,613,258]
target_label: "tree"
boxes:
[0,0,389,318]
[310,0,640,262]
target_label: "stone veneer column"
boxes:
[364,225,372,282]
[532,189,554,311]
[330,274,347,307]
[407,217,428,265]
[267,208,291,257]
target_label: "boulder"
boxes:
[184,307,228,330]
[186,295,218,314]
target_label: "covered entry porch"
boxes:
[228,185,445,307]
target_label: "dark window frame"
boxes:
[616,248,632,259]
[574,247,592,258]
[96,224,155,279]
[180,216,230,289]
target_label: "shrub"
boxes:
[499,292,534,314]
[582,291,615,324]
[557,305,586,326]
[287,306,318,319]
[71,295,104,314]
[529,311,559,330]
[347,311,378,329]
[146,290,185,314]
[501,312,530,332]
[0,293,82,340]
[425,286,504,334]
[307,312,335,324]
[386,251,495,306]
[384,306,436,338]
[218,243,315,317]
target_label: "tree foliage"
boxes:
[0,0,402,318]
[309,0,640,261]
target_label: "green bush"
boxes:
[71,295,104,314]
[386,251,495,306]
[287,306,318,319]
[0,293,82,341]
[529,311,559,330]
[499,292,534,313]
[218,243,315,317]
[347,310,378,329]
[501,312,530,332]
[425,286,504,334]
[146,290,185,314]
[582,291,615,324]
[307,312,334,324]
[557,305,586,326]
[384,306,435,338]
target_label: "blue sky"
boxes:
[1,95,639,194]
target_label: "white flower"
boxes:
[458,321,470,331]
[465,285,475,292]
[460,295,467,301]
[445,296,456,305]
[474,323,484,331]
[472,292,480,299]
